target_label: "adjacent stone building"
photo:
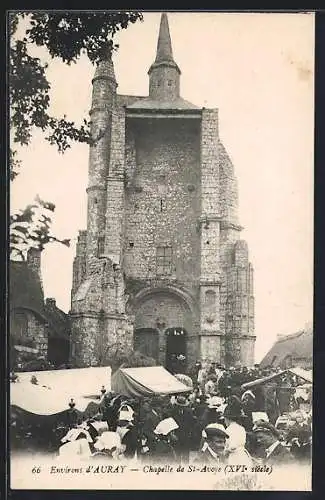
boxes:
[70,13,255,371]
[10,249,71,368]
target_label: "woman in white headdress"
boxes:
[223,401,252,466]
[58,428,93,460]
[151,417,179,463]
[92,431,125,460]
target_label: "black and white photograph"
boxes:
[9,10,314,490]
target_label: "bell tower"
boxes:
[148,13,181,101]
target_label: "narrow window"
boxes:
[97,236,105,257]
[205,290,216,308]
[156,246,173,276]
[160,199,165,212]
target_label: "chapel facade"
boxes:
[70,13,255,371]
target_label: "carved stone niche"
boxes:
[156,317,166,331]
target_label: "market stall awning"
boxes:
[111,366,190,397]
[241,367,313,390]
[13,366,111,398]
[10,382,101,416]
[287,367,312,383]
[10,366,111,416]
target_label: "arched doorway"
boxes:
[134,328,159,361]
[48,337,70,367]
[165,327,187,374]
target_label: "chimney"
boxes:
[46,298,56,307]
[27,248,43,290]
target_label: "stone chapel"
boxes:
[70,13,256,371]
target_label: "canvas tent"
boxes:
[10,382,101,416]
[10,366,111,416]
[241,367,312,390]
[111,366,190,397]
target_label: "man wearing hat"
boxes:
[171,395,197,463]
[195,423,229,464]
[252,421,294,466]
[285,411,312,464]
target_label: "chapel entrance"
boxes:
[134,328,159,361]
[165,327,187,374]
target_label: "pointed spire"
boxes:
[149,12,180,75]
[148,13,181,100]
[155,12,174,64]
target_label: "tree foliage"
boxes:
[10,11,143,258]
[10,195,71,260]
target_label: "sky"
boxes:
[11,11,315,362]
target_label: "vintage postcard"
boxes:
[9,10,314,491]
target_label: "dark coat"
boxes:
[286,423,311,462]
[120,426,138,458]
[171,405,197,449]
[265,442,295,466]
[200,408,224,429]
[241,399,256,432]
[150,438,177,463]
[286,423,311,445]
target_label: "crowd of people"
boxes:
[51,361,312,468]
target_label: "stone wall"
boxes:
[199,109,223,362]
[28,313,48,356]
[149,65,180,101]
[71,255,132,366]
[123,117,201,292]
[70,312,133,367]
[225,244,254,338]
[219,143,239,226]
[10,309,48,357]
[72,230,87,300]
[86,61,117,272]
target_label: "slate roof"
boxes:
[126,97,200,112]
[10,261,46,320]
[44,299,71,340]
[260,328,313,368]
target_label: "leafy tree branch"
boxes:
[9,11,143,257]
